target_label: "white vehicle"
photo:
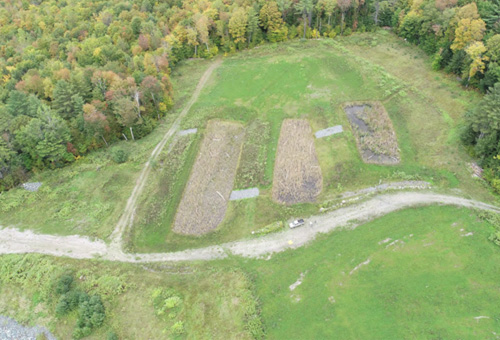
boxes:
[289,219,305,229]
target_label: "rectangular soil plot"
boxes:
[344,102,400,164]
[272,119,323,205]
[173,121,244,235]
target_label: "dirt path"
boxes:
[1,192,499,262]
[109,58,222,252]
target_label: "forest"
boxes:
[0,0,499,191]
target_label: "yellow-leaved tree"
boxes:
[451,3,486,51]
[466,41,489,80]
[229,8,248,45]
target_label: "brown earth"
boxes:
[272,119,323,205]
[172,120,245,235]
[344,101,400,164]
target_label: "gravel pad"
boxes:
[314,125,343,138]
[230,188,260,200]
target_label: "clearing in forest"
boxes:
[344,102,400,164]
[272,119,323,205]
[173,121,244,235]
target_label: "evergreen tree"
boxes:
[52,80,77,119]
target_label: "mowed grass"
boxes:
[242,206,500,339]
[0,58,213,240]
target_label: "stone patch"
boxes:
[230,187,259,201]
[0,315,56,340]
[314,125,343,138]
[21,182,42,192]
[178,128,198,136]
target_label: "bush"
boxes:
[55,273,74,295]
[110,149,129,164]
[107,332,119,340]
[151,289,183,316]
[55,290,82,316]
[73,294,106,339]
[431,53,443,70]
[171,321,185,335]
[489,231,500,246]
[253,221,284,236]
[52,273,106,338]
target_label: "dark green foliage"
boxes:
[55,273,74,295]
[399,15,424,44]
[467,83,500,136]
[53,273,106,339]
[52,81,77,119]
[73,294,106,339]
[6,91,40,117]
[445,50,468,75]
[55,290,82,316]
[463,83,500,191]
[16,105,72,168]
[131,17,142,36]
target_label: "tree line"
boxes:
[0,0,499,191]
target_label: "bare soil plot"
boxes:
[344,102,400,164]
[173,121,244,235]
[272,119,323,205]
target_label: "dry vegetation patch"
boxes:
[344,102,400,164]
[173,121,244,235]
[272,119,323,204]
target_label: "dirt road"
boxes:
[1,192,499,262]
[109,58,222,252]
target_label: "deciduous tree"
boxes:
[229,8,248,45]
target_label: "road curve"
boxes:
[1,191,499,262]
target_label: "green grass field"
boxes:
[243,206,500,339]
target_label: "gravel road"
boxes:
[1,191,499,263]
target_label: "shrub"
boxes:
[110,149,128,164]
[107,332,119,340]
[73,294,106,339]
[55,273,74,295]
[253,221,284,236]
[55,290,82,316]
[151,289,183,316]
[164,296,181,310]
[52,273,106,338]
[171,321,185,335]
[489,231,500,246]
